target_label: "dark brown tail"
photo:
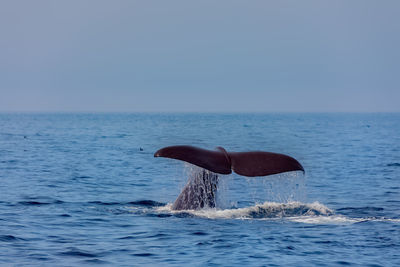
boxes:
[154,145,304,177]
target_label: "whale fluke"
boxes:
[154,145,304,177]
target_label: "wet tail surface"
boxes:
[154,145,304,177]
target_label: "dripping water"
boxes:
[182,164,306,210]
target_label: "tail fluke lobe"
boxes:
[228,151,304,177]
[154,145,232,175]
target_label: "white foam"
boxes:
[149,202,400,225]
[156,201,333,220]
[289,215,360,224]
[291,216,400,224]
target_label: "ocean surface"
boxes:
[0,113,399,266]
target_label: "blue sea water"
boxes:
[0,113,399,266]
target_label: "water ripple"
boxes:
[58,248,99,258]
[0,235,25,242]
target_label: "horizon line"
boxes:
[0,111,399,114]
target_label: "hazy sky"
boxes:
[1,1,399,112]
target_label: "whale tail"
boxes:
[155,145,304,210]
[154,145,304,177]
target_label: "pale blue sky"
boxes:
[1,1,399,112]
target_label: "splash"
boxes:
[155,165,338,222]
[182,164,307,210]
[216,171,306,209]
